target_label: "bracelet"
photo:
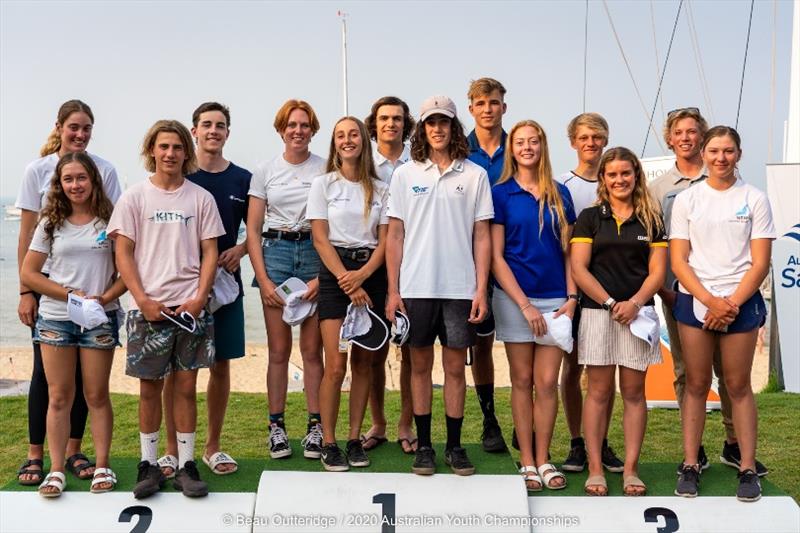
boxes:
[519,303,533,312]
[19,290,33,296]
[631,298,642,310]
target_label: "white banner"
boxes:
[640,155,676,183]
[767,163,800,393]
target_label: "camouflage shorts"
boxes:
[125,310,215,380]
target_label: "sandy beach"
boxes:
[0,339,770,396]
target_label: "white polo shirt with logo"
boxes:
[372,144,410,185]
[387,158,494,300]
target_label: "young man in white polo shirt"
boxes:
[386,95,493,476]
[556,113,625,474]
[362,97,418,454]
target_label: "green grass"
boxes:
[1,389,797,501]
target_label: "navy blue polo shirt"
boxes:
[187,162,252,286]
[492,178,576,298]
[468,130,507,185]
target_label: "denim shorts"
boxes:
[251,236,321,287]
[34,313,120,349]
[673,290,766,334]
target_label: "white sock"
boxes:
[177,432,196,468]
[140,431,159,465]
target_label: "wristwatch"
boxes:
[568,293,580,303]
[601,297,616,311]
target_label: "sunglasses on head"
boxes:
[667,107,700,119]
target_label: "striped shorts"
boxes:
[578,308,661,372]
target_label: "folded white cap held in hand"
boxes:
[629,306,661,348]
[277,277,317,326]
[340,304,390,351]
[534,312,573,353]
[67,293,109,330]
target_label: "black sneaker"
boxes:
[736,469,762,502]
[301,422,323,459]
[320,443,349,472]
[675,464,700,498]
[173,460,208,498]
[412,446,436,476]
[676,445,710,474]
[346,439,370,468]
[444,446,475,476]
[601,443,624,473]
[268,423,292,459]
[721,441,769,477]
[481,418,507,453]
[562,441,587,472]
[133,460,165,500]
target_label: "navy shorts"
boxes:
[673,290,766,334]
[212,296,245,360]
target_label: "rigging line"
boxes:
[642,0,684,157]
[735,0,755,129]
[767,0,777,161]
[583,0,589,112]
[686,1,715,123]
[601,0,666,153]
[649,0,667,129]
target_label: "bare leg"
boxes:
[583,366,615,481]
[79,347,114,489]
[397,345,416,450]
[719,330,759,472]
[205,359,234,472]
[364,343,389,441]
[319,319,346,444]
[162,373,177,474]
[677,324,715,466]
[560,345,583,439]
[505,343,534,467]
[441,347,467,418]
[40,344,77,494]
[264,306,292,416]
[299,313,323,415]
[348,347,372,441]
[619,366,647,494]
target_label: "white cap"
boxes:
[67,293,110,330]
[419,95,457,122]
[534,312,574,353]
[629,306,661,348]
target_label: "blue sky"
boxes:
[1,0,795,199]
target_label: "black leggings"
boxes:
[28,338,88,445]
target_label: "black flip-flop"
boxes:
[66,453,95,480]
[397,437,418,455]
[360,434,388,451]
[17,458,45,486]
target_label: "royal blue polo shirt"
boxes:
[492,178,577,298]
[468,130,507,185]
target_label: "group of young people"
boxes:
[14,77,774,503]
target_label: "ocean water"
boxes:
[0,198,269,347]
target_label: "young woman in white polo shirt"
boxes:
[246,100,326,460]
[15,99,121,487]
[671,127,775,502]
[21,152,126,497]
[308,117,390,471]
[491,120,577,491]
[571,147,667,497]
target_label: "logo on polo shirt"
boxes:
[96,230,108,244]
[229,195,245,203]
[454,184,465,195]
[411,186,430,196]
[637,235,650,241]
[734,204,750,222]
[149,210,194,226]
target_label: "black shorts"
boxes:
[318,253,388,322]
[403,298,476,349]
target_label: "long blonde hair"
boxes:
[325,116,379,219]
[40,100,94,157]
[597,147,664,240]
[497,120,571,251]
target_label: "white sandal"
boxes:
[203,451,238,475]
[157,455,178,479]
[519,465,543,492]
[90,467,117,493]
[537,463,567,490]
[38,471,66,498]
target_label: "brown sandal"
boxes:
[623,475,647,496]
[584,474,608,496]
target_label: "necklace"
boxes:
[611,207,633,221]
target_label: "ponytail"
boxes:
[40,128,62,157]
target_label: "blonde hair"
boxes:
[566,112,609,142]
[663,108,708,151]
[140,120,197,175]
[273,99,320,135]
[467,77,507,101]
[40,100,94,157]
[597,147,664,240]
[325,117,379,220]
[498,120,571,251]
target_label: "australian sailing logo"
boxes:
[148,210,194,226]
[734,204,750,222]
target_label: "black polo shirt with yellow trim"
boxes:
[570,202,667,309]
